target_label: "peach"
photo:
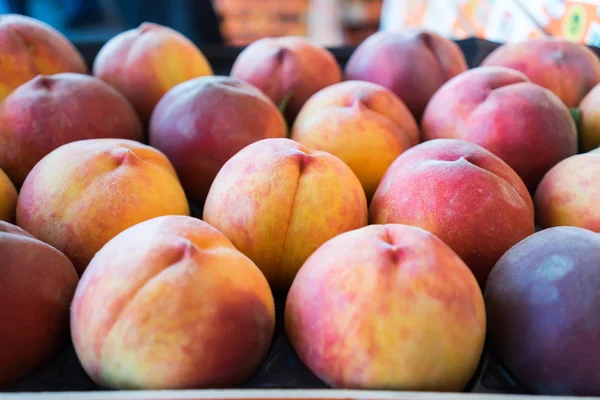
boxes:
[482,38,600,108]
[485,226,600,395]
[286,224,485,390]
[0,168,17,222]
[0,73,143,188]
[149,76,287,205]
[534,151,600,233]
[16,139,190,274]
[344,29,468,121]
[578,83,600,152]
[71,216,274,389]
[230,36,342,121]
[203,138,368,291]
[291,80,419,199]
[421,66,578,190]
[370,139,535,286]
[0,221,78,386]
[93,22,213,122]
[0,14,87,102]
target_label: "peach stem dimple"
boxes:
[110,147,139,166]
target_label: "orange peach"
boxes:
[203,138,368,291]
[534,151,600,233]
[579,83,600,152]
[93,22,213,122]
[421,66,578,190]
[230,36,342,121]
[0,14,87,102]
[481,38,600,108]
[149,76,287,205]
[286,224,485,390]
[345,29,468,121]
[0,168,17,222]
[71,216,275,389]
[0,73,143,187]
[291,80,419,199]
[370,139,535,286]
[0,221,78,386]
[16,139,190,274]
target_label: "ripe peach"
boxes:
[71,216,275,389]
[230,36,342,121]
[421,66,578,190]
[0,168,17,222]
[203,138,368,292]
[286,224,485,390]
[0,73,143,187]
[16,139,190,274]
[345,29,468,121]
[482,38,600,108]
[535,151,600,232]
[93,22,213,122]
[0,14,87,102]
[370,139,535,286]
[485,226,600,395]
[579,83,600,152]
[291,80,419,199]
[149,76,287,205]
[0,221,78,386]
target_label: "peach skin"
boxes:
[482,38,600,108]
[0,221,78,386]
[421,66,578,190]
[345,29,468,121]
[149,76,287,205]
[286,224,486,390]
[0,14,87,102]
[203,138,368,292]
[230,36,342,121]
[0,73,143,187]
[0,168,17,222]
[16,139,190,274]
[579,83,600,152]
[370,139,535,286]
[93,22,213,122]
[535,151,600,233]
[71,216,275,389]
[291,80,419,199]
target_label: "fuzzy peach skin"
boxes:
[0,14,87,102]
[0,73,143,188]
[344,30,467,121]
[286,224,486,390]
[0,221,78,386]
[0,168,17,222]
[230,36,342,121]
[482,38,600,108]
[534,151,600,232]
[203,138,368,292]
[579,83,600,152]
[149,76,287,205]
[370,139,535,286]
[93,22,213,122]
[291,81,419,200]
[421,66,578,191]
[71,216,275,389]
[16,139,190,275]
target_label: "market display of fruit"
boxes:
[1,14,600,398]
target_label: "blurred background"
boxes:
[0,0,599,48]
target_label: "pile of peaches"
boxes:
[1,13,600,397]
